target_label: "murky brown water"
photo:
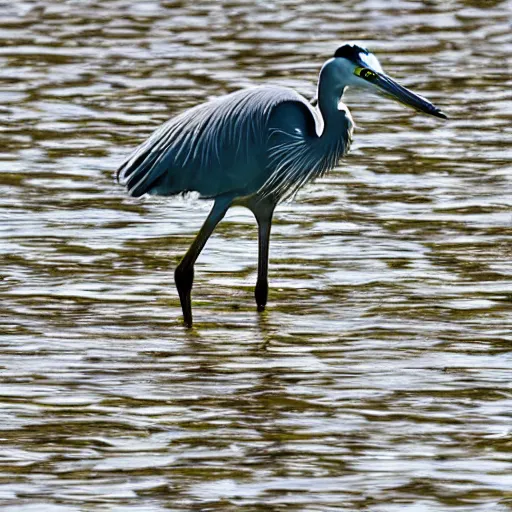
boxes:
[1,0,512,510]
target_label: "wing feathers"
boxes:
[116,86,310,199]
[117,86,351,202]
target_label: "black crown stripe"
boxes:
[334,44,369,61]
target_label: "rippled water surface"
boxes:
[1,0,512,510]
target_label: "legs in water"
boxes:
[174,196,232,327]
[248,198,276,312]
[175,195,276,326]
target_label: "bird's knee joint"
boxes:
[175,265,194,291]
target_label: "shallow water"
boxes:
[1,0,512,510]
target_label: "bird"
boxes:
[117,43,447,327]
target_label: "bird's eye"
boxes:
[354,67,377,81]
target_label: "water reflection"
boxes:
[1,0,511,510]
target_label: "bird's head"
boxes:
[331,43,447,119]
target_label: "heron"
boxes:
[117,43,446,327]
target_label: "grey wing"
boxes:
[116,86,312,199]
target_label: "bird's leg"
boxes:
[250,200,276,312]
[175,197,232,327]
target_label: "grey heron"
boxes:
[117,43,447,327]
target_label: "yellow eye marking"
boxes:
[354,67,377,80]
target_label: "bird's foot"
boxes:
[255,278,268,312]
[175,265,194,328]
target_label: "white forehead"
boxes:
[358,51,383,72]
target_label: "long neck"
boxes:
[316,62,348,139]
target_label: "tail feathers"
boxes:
[126,153,164,197]
[117,149,167,198]
[116,150,149,183]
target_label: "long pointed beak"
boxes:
[370,71,447,119]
